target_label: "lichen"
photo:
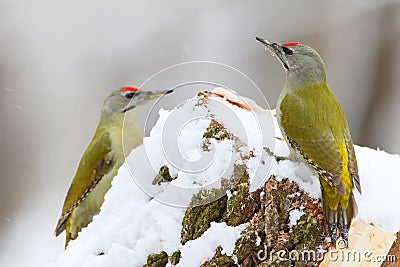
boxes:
[170,250,181,265]
[181,189,227,245]
[292,207,326,251]
[201,138,212,152]
[203,119,232,141]
[225,165,261,227]
[152,165,176,185]
[233,225,259,264]
[144,250,181,267]
[189,188,227,207]
[181,163,262,246]
[195,91,209,107]
[144,251,168,267]
[201,246,236,267]
[231,176,328,266]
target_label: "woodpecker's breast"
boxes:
[108,122,143,159]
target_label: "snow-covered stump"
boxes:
[49,89,400,267]
[175,173,328,266]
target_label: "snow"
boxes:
[289,210,305,227]
[125,90,275,207]
[354,146,400,234]
[49,89,400,266]
[178,222,244,267]
[255,236,262,246]
[49,163,184,267]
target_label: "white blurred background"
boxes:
[0,1,399,266]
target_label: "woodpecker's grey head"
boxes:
[102,86,173,119]
[256,37,326,83]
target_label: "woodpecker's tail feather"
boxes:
[64,217,71,249]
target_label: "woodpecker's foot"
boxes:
[328,223,338,247]
[329,225,349,249]
[326,208,338,247]
[337,203,351,248]
[326,205,351,248]
[338,227,349,248]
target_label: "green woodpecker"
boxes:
[55,86,173,248]
[256,37,361,246]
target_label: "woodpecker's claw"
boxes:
[338,204,351,248]
[328,223,337,247]
[326,204,351,248]
[339,227,349,248]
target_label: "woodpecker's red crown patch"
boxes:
[120,86,140,92]
[282,42,300,47]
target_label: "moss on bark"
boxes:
[170,250,181,265]
[146,111,330,266]
[232,176,328,266]
[225,165,262,227]
[181,164,261,245]
[181,190,227,245]
[144,251,168,267]
[201,246,236,267]
[152,165,176,185]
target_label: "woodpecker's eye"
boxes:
[125,92,135,99]
[282,46,293,55]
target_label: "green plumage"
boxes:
[54,112,140,248]
[55,127,119,242]
[278,83,351,195]
[54,88,172,248]
[256,37,361,246]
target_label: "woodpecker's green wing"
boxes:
[344,129,361,193]
[55,130,113,236]
[279,85,351,195]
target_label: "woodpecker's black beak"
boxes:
[255,37,271,45]
[142,89,174,100]
[255,37,278,50]
[122,89,173,113]
[255,37,289,70]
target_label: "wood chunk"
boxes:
[320,219,396,267]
